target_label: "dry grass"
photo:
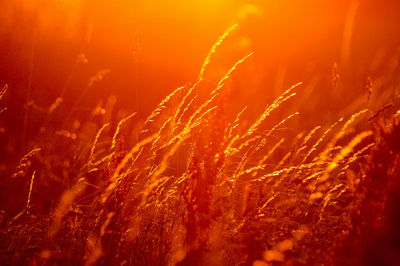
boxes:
[1,24,400,266]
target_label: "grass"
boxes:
[1,24,400,266]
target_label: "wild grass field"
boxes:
[1,1,400,265]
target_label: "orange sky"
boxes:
[1,0,400,113]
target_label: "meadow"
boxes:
[1,2,400,265]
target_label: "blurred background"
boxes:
[0,0,400,155]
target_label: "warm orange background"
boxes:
[1,0,400,147]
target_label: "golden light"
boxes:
[1,1,400,264]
